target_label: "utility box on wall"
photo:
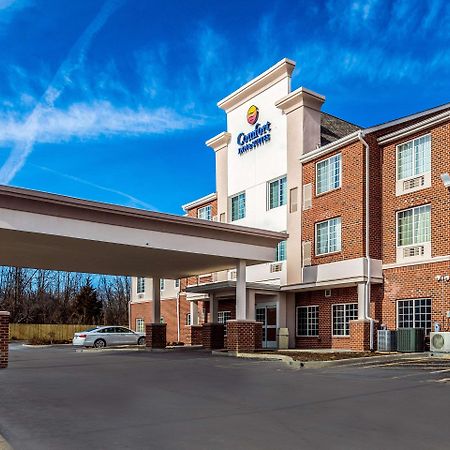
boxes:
[277,328,289,349]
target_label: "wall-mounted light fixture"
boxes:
[440,173,450,188]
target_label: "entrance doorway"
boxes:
[256,303,277,348]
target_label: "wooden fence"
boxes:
[10,324,98,342]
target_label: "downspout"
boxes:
[358,131,375,351]
[176,291,181,343]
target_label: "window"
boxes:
[175,279,180,288]
[136,318,145,333]
[218,310,232,334]
[397,135,431,181]
[160,279,165,290]
[316,153,341,195]
[397,205,431,247]
[231,192,245,221]
[290,187,298,213]
[315,217,341,255]
[276,240,287,261]
[185,313,191,325]
[136,277,145,294]
[332,303,358,336]
[197,205,212,220]
[296,306,319,336]
[397,298,432,335]
[268,176,287,209]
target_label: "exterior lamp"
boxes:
[440,173,450,188]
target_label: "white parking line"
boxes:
[430,368,450,374]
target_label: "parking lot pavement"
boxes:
[1,346,450,450]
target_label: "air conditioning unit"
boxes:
[403,245,425,258]
[430,332,450,353]
[270,262,283,273]
[403,175,425,191]
[397,328,425,352]
[378,330,397,352]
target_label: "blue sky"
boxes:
[0,0,448,214]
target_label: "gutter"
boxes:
[358,131,375,351]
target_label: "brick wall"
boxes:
[226,321,262,353]
[0,311,9,369]
[145,323,166,349]
[185,198,218,219]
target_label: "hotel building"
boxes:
[130,58,450,352]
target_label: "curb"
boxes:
[212,351,440,369]
[0,433,12,450]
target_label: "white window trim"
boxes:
[136,277,145,295]
[276,239,287,262]
[395,204,431,263]
[229,191,246,222]
[135,318,145,333]
[197,205,212,220]
[315,217,342,256]
[267,175,287,210]
[395,133,431,196]
[331,303,358,337]
[396,298,432,334]
[296,305,319,337]
[315,153,342,196]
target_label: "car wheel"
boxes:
[138,337,146,346]
[93,339,106,348]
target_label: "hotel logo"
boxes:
[247,105,259,125]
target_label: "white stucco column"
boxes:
[151,277,161,323]
[286,292,297,348]
[209,293,218,323]
[246,289,256,321]
[357,283,368,320]
[190,301,199,325]
[277,292,287,328]
[236,259,247,320]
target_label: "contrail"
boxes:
[34,164,158,211]
[0,0,124,184]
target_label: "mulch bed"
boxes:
[259,351,386,361]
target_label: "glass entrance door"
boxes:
[256,304,277,349]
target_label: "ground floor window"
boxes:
[136,318,145,333]
[397,298,432,335]
[332,303,358,336]
[218,311,232,335]
[296,306,319,336]
[185,313,191,325]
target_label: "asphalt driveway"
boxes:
[1,343,450,450]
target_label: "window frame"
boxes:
[230,192,246,221]
[315,153,342,196]
[136,277,145,294]
[160,279,165,291]
[396,298,432,335]
[396,133,431,182]
[332,303,358,337]
[276,240,287,262]
[267,176,287,210]
[315,217,342,256]
[296,305,319,337]
[197,205,212,221]
[396,204,431,248]
[135,318,145,333]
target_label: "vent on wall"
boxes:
[403,176,425,191]
[324,289,332,298]
[403,245,425,258]
[270,262,283,273]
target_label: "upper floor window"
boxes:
[397,135,431,181]
[397,205,431,247]
[316,153,341,195]
[197,205,212,220]
[231,192,245,221]
[136,277,145,294]
[315,217,341,256]
[160,279,165,290]
[175,279,180,288]
[268,176,287,209]
[276,240,287,261]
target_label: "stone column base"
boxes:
[145,323,167,349]
[184,325,203,345]
[202,323,225,350]
[349,319,378,351]
[227,320,262,353]
[0,311,10,369]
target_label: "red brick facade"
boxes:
[227,321,263,353]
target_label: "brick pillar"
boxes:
[202,323,224,350]
[0,311,10,369]
[349,319,374,351]
[184,325,203,345]
[227,320,262,353]
[145,323,167,349]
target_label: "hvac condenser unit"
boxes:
[396,328,425,352]
[430,332,450,353]
[377,330,397,352]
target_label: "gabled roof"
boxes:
[320,113,360,146]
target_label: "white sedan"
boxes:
[73,326,146,348]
